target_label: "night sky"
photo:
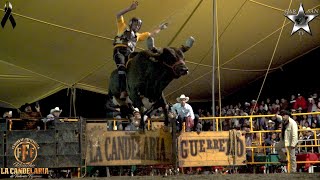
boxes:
[1,47,319,118]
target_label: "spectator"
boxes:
[266,120,275,139]
[293,94,307,112]
[105,95,121,119]
[42,114,55,129]
[265,133,279,154]
[275,99,281,110]
[307,98,317,112]
[289,95,296,110]
[304,127,314,152]
[280,98,289,110]
[266,98,272,110]
[50,107,62,118]
[3,111,12,118]
[300,115,308,127]
[20,103,42,130]
[20,103,41,119]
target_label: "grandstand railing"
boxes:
[199,111,320,173]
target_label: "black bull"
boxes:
[109,40,193,130]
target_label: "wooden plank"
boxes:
[178,131,246,167]
[86,123,172,166]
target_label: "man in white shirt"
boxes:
[171,94,199,132]
[274,110,298,173]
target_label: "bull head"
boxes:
[146,36,195,78]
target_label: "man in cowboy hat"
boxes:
[50,107,62,117]
[274,110,298,172]
[171,94,199,132]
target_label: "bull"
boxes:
[109,37,194,131]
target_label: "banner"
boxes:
[86,123,172,166]
[178,131,246,167]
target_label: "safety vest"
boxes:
[113,29,138,52]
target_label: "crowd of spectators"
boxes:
[195,92,320,154]
[1,103,63,130]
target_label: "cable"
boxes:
[221,67,279,72]
[216,0,222,117]
[167,0,203,47]
[251,0,293,116]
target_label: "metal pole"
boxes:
[212,0,216,131]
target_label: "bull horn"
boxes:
[147,36,155,50]
[180,36,195,52]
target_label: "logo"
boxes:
[284,3,318,35]
[12,138,39,167]
[0,138,49,176]
[1,1,16,28]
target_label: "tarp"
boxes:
[0,0,319,108]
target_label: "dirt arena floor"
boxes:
[77,173,320,180]
[1,173,319,179]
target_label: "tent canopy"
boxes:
[0,0,319,108]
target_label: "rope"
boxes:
[67,87,77,117]
[219,0,248,39]
[251,0,293,116]
[0,59,70,86]
[73,88,77,117]
[0,9,146,51]
[221,67,279,72]
[248,0,284,12]
[0,99,18,109]
[0,9,113,41]
[167,0,203,47]
[68,88,72,117]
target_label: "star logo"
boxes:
[285,3,318,35]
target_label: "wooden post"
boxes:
[215,118,219,131]
[9,119,12,131]
[113,120,117,130]
[286,147,290,173]
[171,117,178,175]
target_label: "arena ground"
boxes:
[78,173,320,180]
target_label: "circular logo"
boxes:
[13,138,39,165]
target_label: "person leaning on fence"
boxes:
[170,94,200,132]
[274,110,298,173]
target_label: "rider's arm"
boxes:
[149,23,168,37]
[116,1,138,19]
[116,1,138,35]
[136,23,168,41]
